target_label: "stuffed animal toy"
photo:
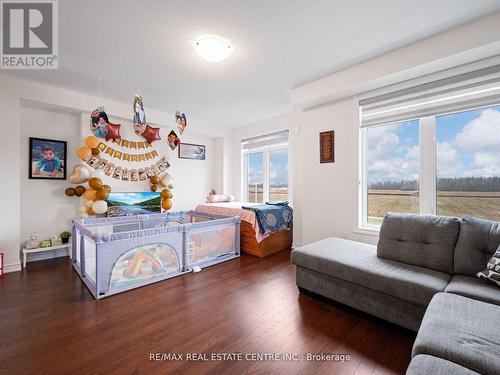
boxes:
[25,233,40,249]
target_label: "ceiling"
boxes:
[7,0,500,131]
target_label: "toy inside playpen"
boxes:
[72,211,240,299]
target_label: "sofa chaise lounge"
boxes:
[291,214,500,375]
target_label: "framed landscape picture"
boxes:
[319,130,335,163]
[178,143,206,160]
[29,137,67,180]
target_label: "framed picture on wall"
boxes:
[29,137,67,180]
[319,130,335,163]
[178,143,206,160]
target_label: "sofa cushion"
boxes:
[406,355,480,375]
[477,247,500,287]
[445,275,500,306]
[413,293,500,375]
[291,237,450,307]
[454,216,500,276]
[377,213,460,274]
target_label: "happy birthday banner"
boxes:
[110,138,153,149]
[97,142,159,162]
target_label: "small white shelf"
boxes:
[22,243,72,268]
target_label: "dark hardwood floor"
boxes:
[0,250,415,375]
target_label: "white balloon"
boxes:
[160,173,175,190]
[92,200,108,214]
[69,164,91,184]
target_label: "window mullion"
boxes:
[419,116,437,215]
[263,150,270,202]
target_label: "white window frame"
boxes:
[242,143,289,203]
[358,103,499,231]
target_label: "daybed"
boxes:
[196,202,293,257]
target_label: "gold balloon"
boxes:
[160,189,173,199]
[87,207,96,216]
[76,146,92,160]
[83,188,97,201]
[151,185,158,192]
[85,136,99,149]
[102,185,112,193]
[96,187,109,200]
[162,199,172,211]
[65,187,76,197]
[83,199,94,208]
[149,176,159,185]
[160,173,175,189]
[69,164,91,184]
[88,177,102,190]
[74,185,86,197]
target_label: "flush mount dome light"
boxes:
[193,35,233,62]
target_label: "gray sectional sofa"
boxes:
[291,213,500,375]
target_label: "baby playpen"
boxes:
[72,211,240,299]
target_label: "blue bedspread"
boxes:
[242,203,293,235]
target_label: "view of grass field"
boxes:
[368,190,500,224]
[366,105,500,224]
[247,187,288,203]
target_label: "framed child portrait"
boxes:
[29,137,67,180]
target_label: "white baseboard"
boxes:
[4,263,21,273]
[3,248,69,274]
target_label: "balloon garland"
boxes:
[65,96,187,217]
[64,158,112,218]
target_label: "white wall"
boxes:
[20,107,82,261]
[289,12,500,247]
[291,12,500,109]
[225,12,500,249]
[87,115,216,212]
[0,75,220,271]
[293,98,379,246]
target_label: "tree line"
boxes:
[369,176,500,192]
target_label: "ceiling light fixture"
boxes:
[193,35,233,62]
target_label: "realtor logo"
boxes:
[1,0,58,69]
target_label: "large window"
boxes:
[361,102,500,228]
[436,106,500,221]
[360,68,500,228]
[242,131,289,203]
[366,120,420,224]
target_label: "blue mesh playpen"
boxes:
[72,211,240,299]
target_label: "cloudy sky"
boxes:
[248,149,288,187]
[367,105,500,184]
